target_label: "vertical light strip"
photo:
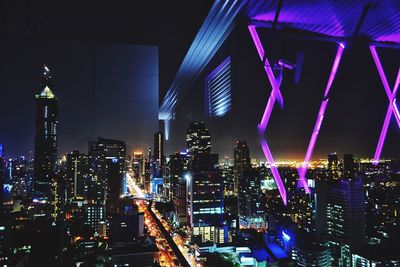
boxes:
[298,43,345,191]
[249,25,287,205]
[370,46,400,163]
[248,25,284,109]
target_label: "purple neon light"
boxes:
[370,46,400,163]
[324,44,345,97]
[248,25,284,109]
[249,25,287,205]
[258,127,287,205]
[297,99,329,193]
[298,43,345,191]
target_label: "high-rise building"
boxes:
[88,138,126,214]
[187,172,226,244]
[153,132,164,177]
[233,140,251,195]
[83,203,105,236]
[326,179,366,266]
[170,152,191,220]
[186,122,217,172]
[352,244,400,267]
[33,65,58,199]
[110,205,144,244]
[132,152,144,185]
[169,152,190,189]
[327,153,339,180]
[295,242,331,267]
[343,154,355,178]
[66,150,88,200]
[186,122,211,156]
[0,144,4,215]
[238,168,265,229]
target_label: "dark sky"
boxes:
[1,0,399,160]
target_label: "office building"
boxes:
[132,152,144,185]
[352,244,400,267]
[233,140,251,195]
[0,145,4,215]
[153,132,164,177]
[174,177,188,226]
[88,138,126,213]
[186,122,211,156]
[343,154,355,178]
[238,168,265,229]
[66,150,88,200]
[327,153,339,180]
[295,241,331,267]
[83,203,104,236]
[187,172,226,244]
[110,212,144,244]
[327,179,366,266]
[33,66,58,199]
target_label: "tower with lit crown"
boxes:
[33,65,59,199]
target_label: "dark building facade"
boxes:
[187,171,226,244]
[153,132,164,177]
[326,178,366,266]
[343,154,355,178]
[33,66,58,199]
[88,138,126,214]
[238,168,265,228]
[66,150,88,200]
[186,122,211,156]
[233,140,251,195]
[327,153,339,180]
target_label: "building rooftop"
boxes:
[36,86,55,99]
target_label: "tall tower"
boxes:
[88,137,126,214]
[326,179,366,266]
[34,65,58,199]
[186,122,211,156]
[153,132,164,177]
[233,140,251,195]
[186,122,216,172]
[327,153,339,179]
[343,154,355,178]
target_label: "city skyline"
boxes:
[1,1,400,267]
[1,2,400,160]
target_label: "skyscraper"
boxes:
[132,152,144,185]
[153,132,164,177]
[343,154,355,178]
[233,140,251,195]
[33,65,58,199]
[187,172,226,244]
[238,168,265,229]
[66,150,88,200]
[88,137,126,214]
[326,178,366,266]
[186,122,211,156]
[186,122,217,172]
[0,144,4,215]
[170,152,190,225]
[327,153,339,180]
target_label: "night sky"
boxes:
[1,1,399,160]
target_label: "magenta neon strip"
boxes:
[249,25,287,205]
[258,127,287,205]
[324,44,345,97]
[248,25,284,109]
[297,43,345,191]
[370,46,400,163]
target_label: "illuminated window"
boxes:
[206,57,232,118]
